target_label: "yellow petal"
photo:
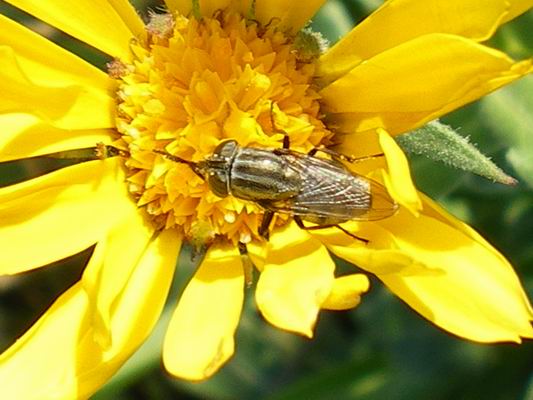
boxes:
[254,0,326,32]
[0,114,113,162]
[418,192,507,257]
[502,0,533,23]
[165,0,251,17]
[0,158,135,275]
[333,36,531,135]
[332,130,384,177]
[378,128,422,214]
[0,46,115,130]
[322,274,370,310]
[163,244,244,381]
[81,209,154,348]
[0,284,95,400]
[0,230,180,400]
[318,0,532,83]
[107,0,147,40]
[103,228,181,355]
[4,0,142,61]
[0,14,112,88]
[81,230,179,393]
[312,220,434,276]
[163,0,182,13]
[320,34,532,136]
[255,222,335,337]
[319,205,533,342]
[246,238,268,272]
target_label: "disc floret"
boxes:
[112,11,332,244]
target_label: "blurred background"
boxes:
[0,1,532,399]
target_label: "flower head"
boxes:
[113,10,333,244]
[0,0,532,398]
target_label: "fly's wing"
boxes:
[261,152,397,224]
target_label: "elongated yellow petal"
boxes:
[255,222,335,337]
[0,14,112,88]
[163,244,244,381]
[254,0,326,32]
[318,0,532,83]
[332,130,384,177]
[165,0,251,17]
[0,230,180,400]
[0,114,113,162]
[0,158,135,275]
[246,239,268,272]
[108,228,180,353]
[0,46,115,130]
[378,128,421,214]
[0,284,95,400]
[164,0,181,13]
[82,209,154,349]
[321,34,532,135]
[317,205,533,342]
[4,0,142,60]
[322,274,370,310]
[107,0,147,39]
[418,192,509,258]
[502,0,533,23]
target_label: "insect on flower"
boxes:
[154,132,398,242]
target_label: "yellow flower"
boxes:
[0,0,532,397]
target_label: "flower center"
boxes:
[112,11,332,244]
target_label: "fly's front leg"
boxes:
[258,210,274,240]
[294,216,369,244]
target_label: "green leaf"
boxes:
[489,11,533,59]
[265,356,387,400]
[396,121,517,185]
[477,76,533,189]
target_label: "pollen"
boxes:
[111,10,332,244]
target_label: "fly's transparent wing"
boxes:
[261,152,397,223]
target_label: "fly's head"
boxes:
[197,140,238,198]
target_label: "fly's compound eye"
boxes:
[207,169,230,197]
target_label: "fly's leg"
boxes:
[294,216,369,244]
[258,210,275,240]
[269,101,380,161]
[238,242,255,287]
[249,16,283,36]
[153,148,205,179]
[269,101,291,149]
[283,131,290,149]
[307,147,384,164]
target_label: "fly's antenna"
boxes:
[153,149,204,179]
[153,149,193,165]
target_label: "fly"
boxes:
[153,137,398,242]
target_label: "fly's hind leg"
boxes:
[294,216,369,244]
[307,147,384,164]
[258,210,275,240]
[238,242,255,287]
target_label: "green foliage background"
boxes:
[0,1,532,399]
